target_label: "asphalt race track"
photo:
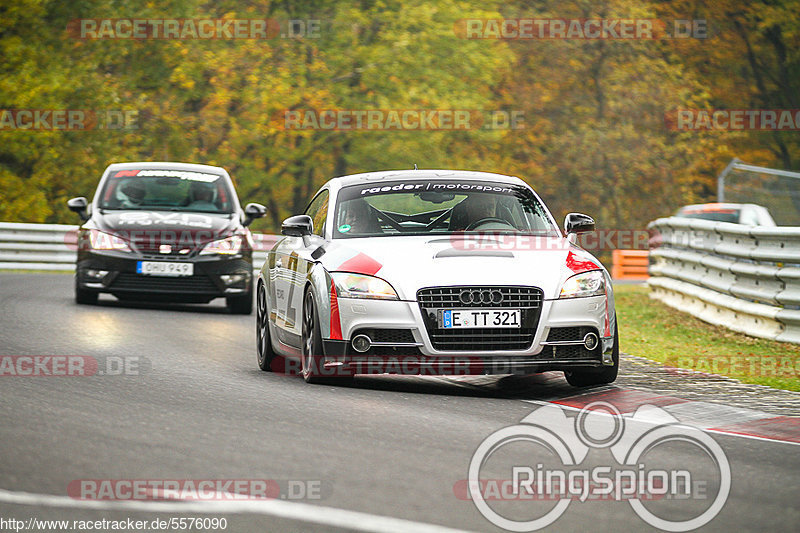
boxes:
[1,273,799,532]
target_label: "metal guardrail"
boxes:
[0,222,275,272]
[648,216,800,344]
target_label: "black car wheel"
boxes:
[564,315,619,387]
[256,281,276,371]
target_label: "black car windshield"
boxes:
[333,180,559,238]
[97,169,236,214]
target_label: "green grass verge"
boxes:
[615,284,800,392]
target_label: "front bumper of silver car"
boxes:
[320,293,613,375]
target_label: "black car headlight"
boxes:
[199,235,243,256]
[84,229,132,252]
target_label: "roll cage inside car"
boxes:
[330,182,560,238]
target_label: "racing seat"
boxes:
[496,203,516,227]
[352,205,383,234]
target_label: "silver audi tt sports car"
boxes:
[256,169,618,387]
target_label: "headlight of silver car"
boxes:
[559,270,605,298]
[331,272,399,300]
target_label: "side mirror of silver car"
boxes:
[564,212,595,234]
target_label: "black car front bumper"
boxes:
[76,250,253,303]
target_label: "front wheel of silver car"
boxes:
[256,281,276,371]
[564,316,619,387]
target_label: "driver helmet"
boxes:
[119,180,146,204]
[189,181,216,204]
[465,194,496,221]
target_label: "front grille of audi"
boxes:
[348,329,421,356]
[539,326,601,360]
[417,286,543,351]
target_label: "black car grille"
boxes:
[139,252,193,260]
[540,326,600,360]
[110,273,219,294]
[541,344,589,359]
[417,286,543,351]
[130,239,197,257]
[545,327,584,343]
[348,329,419,356]
[359,329,416,344]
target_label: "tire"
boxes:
[301,288,327,384]
[564,316,619,387]
[256,281,277,371]
[75,278,98,305]
[227,289,253,315]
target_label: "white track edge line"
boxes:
[521,399,800,446]
[0,488,474,533]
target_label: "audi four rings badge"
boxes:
[459,289,504,305]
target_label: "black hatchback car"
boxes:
[67,162,266,313]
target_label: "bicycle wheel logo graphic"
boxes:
[467,402,730,532]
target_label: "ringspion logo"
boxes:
[462,402,730,531]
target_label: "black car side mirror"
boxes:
[281,215,313,237]
[243,203,267,227]
[564,212,595,234]
[67,197,90,221]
